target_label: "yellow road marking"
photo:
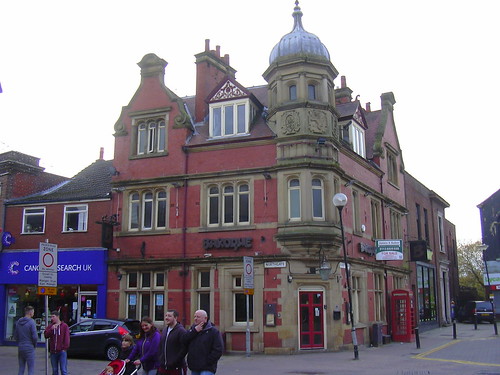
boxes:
[412,337,500,367]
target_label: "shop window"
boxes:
[288,178,301,221]
[197,270,211,318]
[22,207,45,234]
[136,118,166,155]
[63,204,88,232]
[233,276,253,325]
[351,276,361,325]
[374,273,384,321]
[206,182,250,227]
[312,178,324,220]
[417,265,437,322]
[128,189,168,232]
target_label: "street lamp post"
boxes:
[333,193,359,360]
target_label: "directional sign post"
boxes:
[243,256,254,357]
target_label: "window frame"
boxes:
[63,204,88,232]
[233,275,254,325]
[22,207,46,234]
[387,151,398,185]
[370,200,382,239]
[288,178,301,221]
[311,178,325,221]
[126,271,165,323]
[128,189,168,232]
[374,273,384,322]
[209,98,253,138]
[206,182,251,228]
[136,117,167,156]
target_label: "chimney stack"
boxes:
[99,147,104,160]
[365,102,371,112]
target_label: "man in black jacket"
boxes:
[158,309,187,375]
[181,310,223,375]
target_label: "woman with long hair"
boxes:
[125,317,160,375]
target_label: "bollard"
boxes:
[474,314,478,330]
[493,319,498,336]
[415,327,420,349]
[452,320,457,339]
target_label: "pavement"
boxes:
[3,322,499,375]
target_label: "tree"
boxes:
[457,240,486,301]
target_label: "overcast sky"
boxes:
[1,0,498,243]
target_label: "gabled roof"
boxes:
[7,159,114,205]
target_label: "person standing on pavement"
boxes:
[181,310,223,375]
[125,316,160,375]
[158,309,187,375]
[44,310,70,375]
[14,305,38,375]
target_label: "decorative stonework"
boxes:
[281,111,300,135]
[353,109,363,126]
[307,109,327,134]
[210,80,246,101]
[114,121,127,136]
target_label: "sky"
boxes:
[1,0,499,243]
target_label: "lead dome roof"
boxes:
[269,1,330,65]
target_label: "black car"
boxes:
[457,301,495,324]
[68,319,140,360]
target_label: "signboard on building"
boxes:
[243,256,254,293]
[264,261,286,268]
[375,239,403,261]
[484,260,500,286]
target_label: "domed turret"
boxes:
[269,1,330,65]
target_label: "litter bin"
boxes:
[371,323,383,347]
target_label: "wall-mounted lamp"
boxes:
[318,247,332,281]
[344,179,356,187]
[287,275,293,283]
[263,172,272,180]
[117,273,123,281]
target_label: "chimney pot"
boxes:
[365,102,371,112]
[205,39,210,51]
[223,54,230,65]
[216,45,221,57]
[341,76,346,88]
[99,147,104,160]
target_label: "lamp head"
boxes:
[333,193,348,208]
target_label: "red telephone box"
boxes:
[391,289,415,342]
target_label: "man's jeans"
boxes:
[50,351,68,375]
[18,347,35,375]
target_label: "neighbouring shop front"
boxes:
[0,248,108,345]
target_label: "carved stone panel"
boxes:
[307,109,327,134]
[281,110,301,135]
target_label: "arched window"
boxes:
[129,190,168,231]
[136,118,167,155]
[142,191,153,229]
[156,190,167,228]
[223,185,235,224]
[308,84,316,100]
[312,178,324,220]
[208,186,220,226]
[288,178,301,220]
[206,182,251,227]
[129,192,140,230]
[238,184,250,224]
[289,85,297,101]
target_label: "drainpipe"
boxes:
[379,175,391,335]
[181,145,189,327]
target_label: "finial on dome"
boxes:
[292,0,304,31]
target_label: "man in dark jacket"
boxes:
[181,310,223,375]
[44,310,70,375]
[14,305,38,375]
[158,309,187,375]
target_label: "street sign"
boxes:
[38,242,57,287]
[38,271,57,287]
[37,286,57,295]
[243,256,254,289]
[244,288,254,295]
[39,242,58,272]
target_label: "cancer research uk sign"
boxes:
[375,239,403,261]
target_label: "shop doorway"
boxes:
[78,292,97,321]
[299,290,325,349]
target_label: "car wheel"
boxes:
[106,345,120,361]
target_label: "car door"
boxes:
[69,320,94,356]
